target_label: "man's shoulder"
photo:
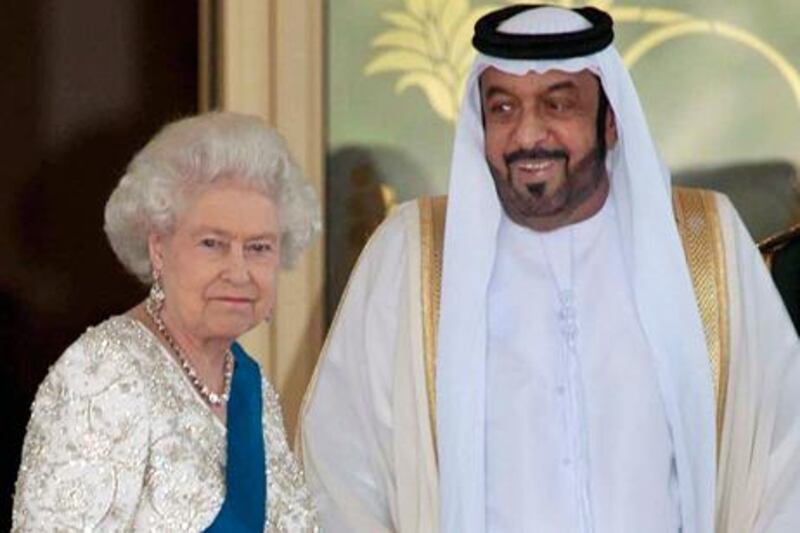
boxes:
[345,196,449,288]
[364,197,435,249]
[671,185,727,202]
[343,199,424,285]
[671,186,737,230]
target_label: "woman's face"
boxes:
[149,181,280,344]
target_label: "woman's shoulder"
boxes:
[43,315,156,399]
[14,316,154,531]
[74,314,153,351]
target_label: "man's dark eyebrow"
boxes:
[483,80,578,99]
[483,86,511,100]
[546,80,578,93]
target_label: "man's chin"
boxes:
[501,192,570,229]
[527,200,571,221]
[516,203,573,231]
[513,184,569,215]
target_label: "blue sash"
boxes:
[206,342,267,532]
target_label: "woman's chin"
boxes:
[204,316,261,341]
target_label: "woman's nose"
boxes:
[223,245,249,283]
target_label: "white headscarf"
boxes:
[435,7,715,533]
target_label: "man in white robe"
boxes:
[300,5,800,532]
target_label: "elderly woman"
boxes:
[12,112,320,531]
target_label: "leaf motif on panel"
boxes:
[366,0,800,124]
[365,0,498,122]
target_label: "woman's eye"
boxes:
[200,238,221,249]
[246,242,273,254]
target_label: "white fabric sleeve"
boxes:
[12,336,150,532]
[714,194,800,533]
[300,204,416,533]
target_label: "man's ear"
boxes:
[148,233,164,274]
[605,107,618,149]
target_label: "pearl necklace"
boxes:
[145,298,234,406]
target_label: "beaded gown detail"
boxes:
[12,315,318,532]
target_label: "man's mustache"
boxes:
[504,148,568,166]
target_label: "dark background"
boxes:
[0,2,198,528]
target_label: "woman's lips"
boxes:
[214,297,253,305]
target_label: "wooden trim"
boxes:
[758,222,800,269]
[197,0,220,111]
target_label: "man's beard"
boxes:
[488,144,608,230]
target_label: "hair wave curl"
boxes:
[104,111,321,283]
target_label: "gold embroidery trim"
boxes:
[672,187,729,446]
[419,196,447,451]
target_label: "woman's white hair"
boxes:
[104,111,321,283]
